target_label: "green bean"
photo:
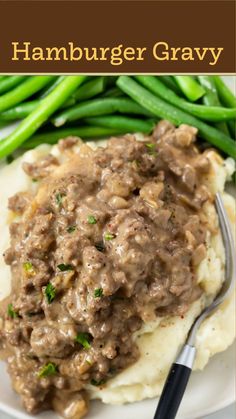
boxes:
[38,77,104,105]
[157,76,182,95]
[197,76,219,106]
[101,87,124,98]
[52,97,154,127]
[62,97,77,108]
[117,76,236,159]
[23,126,130,149]
[197,76,230,135]
[213,76,236,108]
[0,121,9,129]
[228,120,236,138]
[0,79,111,122]
[84,115,155,133]
[0,76,54,114]
[135,76,236,122]
[0,96,77,121]
[173,76,205,102]
[39,76,65,98]
[213,76,236,137]
[106,76,119,87]
[0,76,87,158]
[0,101,39,120]
[0,76,7,83]
[0,76,28,95]
[73,77,106,101]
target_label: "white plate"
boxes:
[0,76,235,419]
[0,341,235,419]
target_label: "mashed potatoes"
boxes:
[0,140,235,406]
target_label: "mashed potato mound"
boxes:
[0,140,235,405]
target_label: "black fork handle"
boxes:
[153,344,196,419]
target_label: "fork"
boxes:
[153,192,236,419]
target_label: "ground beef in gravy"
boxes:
[0,121,212,418]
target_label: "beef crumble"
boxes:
[0,121,212,418]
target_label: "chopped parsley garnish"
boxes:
[67,225,77,233]
[57,263,73,272]
[145,143,157,155]
[75,332,91,349]
[23,261,34,273]
[146,142,155,149]
[94,288,103,298]
[87,215,97,225]
[6,155,14,164]
[7,304,18,319]
[32,178,38,183]
[45,282,56,304]
[55,192,65,206]
[104,232,115,241]
[38,362,57,378]
[90,378,106,386]
[95,242,105,252]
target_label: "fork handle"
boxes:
[153,344,196,419]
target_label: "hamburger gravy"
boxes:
[0,121,214,418]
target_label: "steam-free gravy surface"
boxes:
[0,121,212,418]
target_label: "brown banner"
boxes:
[0,0,235,73]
